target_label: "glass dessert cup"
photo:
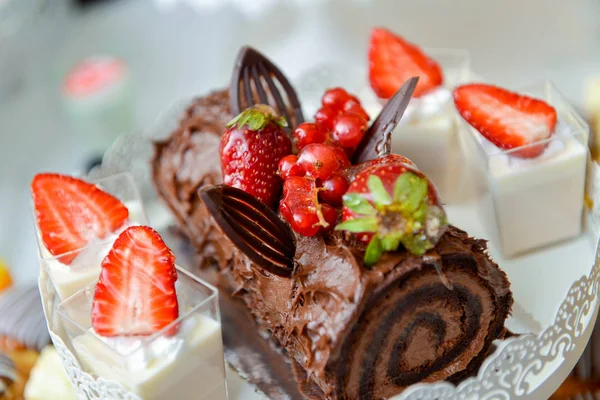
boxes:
[56,266,228,400]
[389,48,471,204]
[460,80,589,258]
[34,172,148,301]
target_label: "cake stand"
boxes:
[42,70,600,398]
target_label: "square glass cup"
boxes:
[34,172,148,301]
[459,80,590,257]
[57,266,228,400]
[390,48,471,203]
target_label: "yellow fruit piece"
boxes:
[0,260,12,292]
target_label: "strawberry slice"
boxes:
[368,27,443,99]
[453,84,557,158]
[92,226,179,337]
[31,174,129,264]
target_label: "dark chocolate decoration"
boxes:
[199,184,296,277]
[230,46,304,128]
[353,77,419,164]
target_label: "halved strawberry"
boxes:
[368,27,443,99]
[31,174,129,264]
[453,84,557,158]
[92,226,179,337]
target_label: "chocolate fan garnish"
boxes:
[200,185,296,277]
[352,76,419,164]
[230,46,304,128]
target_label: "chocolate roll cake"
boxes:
[152,89,232,267]
[152,46,513,399]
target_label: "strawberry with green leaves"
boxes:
[221,105,292,207]
[336,156,448,266]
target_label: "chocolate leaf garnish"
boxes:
[230,46,304,129]
[199,185,296,277]
[352,77,419,164]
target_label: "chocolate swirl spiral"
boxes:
[334,253,509,399]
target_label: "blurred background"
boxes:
[1,0,599,284]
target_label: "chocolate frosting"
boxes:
[152,89,234,267]
[152,90,513,399]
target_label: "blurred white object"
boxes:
[154,0,363,19]
[24,346,77,400]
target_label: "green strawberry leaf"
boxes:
[381,234,401,252]
[364,235,383,267]
[402,234,432,256]
[342,193,377,216]
[393,173,413,203]
[226,105,288,131]
[367,175,392,206]
[403,176,428,213]
[335,217,379,233]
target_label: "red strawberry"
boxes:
[369,27,443,99]
[453,84,557,158]
[31,173,129,264]
[337,160,447,266]
[92,226,179,337]
[220,105,292,207]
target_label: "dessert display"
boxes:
[454,82,588,257]
[152,46,513,399]
[368,27,469,201]
[0,285,50,400]
[56,225,227,400]
[23,346,76,400]
[32,172,147,300]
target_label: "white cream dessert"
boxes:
[58,226,227,400]
[454,82,588,257]
[367,27,469,201]
[73,315,226,400]
[24,346,77,400]
[32,174,146,300]
[391,87,463,201]
[38,200,144,301]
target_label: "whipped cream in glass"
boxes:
[460,81,589,257]
[35,173,148,301]
[58,267,228,400]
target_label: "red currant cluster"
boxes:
[278,88,370,236]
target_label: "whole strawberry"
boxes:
[336,155,448,266]
[221,105,292,207]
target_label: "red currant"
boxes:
[319,174,349,206]
[280,177,321,236]
[319,204,338,233]
[343,99,370,122]
[315,106,338,131]
[297,143,350,180]
[293,122,329,150]
[278,155,305,180]
[331,113,368,149]
[322,87,352,110]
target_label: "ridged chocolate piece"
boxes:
[0,286,49,351]
[230,46,304,128]
[200,185,296,277]
[353,77,419,164]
